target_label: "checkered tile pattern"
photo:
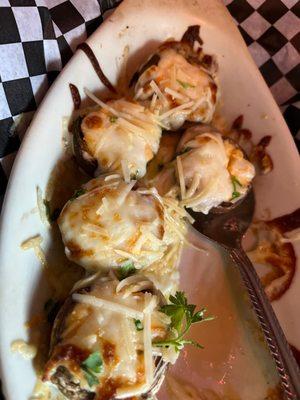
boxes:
[226,0,300,157]
[227,0,299,102]
[0,0,299,208]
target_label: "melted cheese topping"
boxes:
[81,97,162,180]
[224,141,255,187]
[179,132,232,213]
[134,48,218,130]
[149,127,255,214]
[58,177,180,271]
[179,128,255,213]
[46,279,168,397]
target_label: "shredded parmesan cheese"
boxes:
[165,87,188,101]
[150,92,158,111]
[143,293,155,390]
[176,156,186,200]
[116,274,153,294]
[121,159,131,183]
[159,101,194,121]
[134,87,144,100]
[185,173,201,199]
[72,272,102,291]
[36,186,50,227]
[104,174,121,181]
[11,339,37,360]
[73,293,144,319]
[82,224,109,236]
[85,88,121,117]
[114,249,140,263]
[150,80,168,107]
[115,383,150,399]
[21,235,47,267]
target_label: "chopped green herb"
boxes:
[43,200,61,223]
[134,319,143,331]
[231,175,242,200]
[117,262,136,280]
[231,175,242,187]
[81,351,103,387]
[70,188,87,201]
[84,370,99,387]
[231,191,241,199]
[82,351,103,373]
[176,79,195,89]
[109,116,118,123]
[153,291,214,352]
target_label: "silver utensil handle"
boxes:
[230,248,300,399]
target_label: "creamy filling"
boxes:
[134,48,218,130]
[46,279,169,397]
[58,178,168,271]
[81,98,162,180]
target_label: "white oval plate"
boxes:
[0,0,299,399]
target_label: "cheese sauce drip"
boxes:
[43,278,169,399]
[134,47,218,130]
[81,98,162,181]
[58,176,181,272]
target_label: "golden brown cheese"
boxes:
[134,47,218,130]
[81,99,162,180]
[43,278,170,399]
[148,127,255,214]
[58,176,181,272]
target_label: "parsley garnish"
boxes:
[117,262,136,280]
[153,291,214,352]
[109,116,118,123]
[83,370,99,388]
[70,188,87,201]
[231,175,242,200]
[176,79,195,89]
[134,319,143,331]
[81,351,103,387]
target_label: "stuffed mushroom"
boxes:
[43,276,173,400]
[149,125,255,214]
[58,175,186,272]
[73,97,162,180]
[133,27,218,130]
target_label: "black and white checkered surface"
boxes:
[0,0,299,208]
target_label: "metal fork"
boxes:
[189,188,300,399]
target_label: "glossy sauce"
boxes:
[158,230,282,399]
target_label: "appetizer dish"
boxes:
[75,98,162,179]
[17,25,234,400]
[58,175,186,271]
[43,276,170,399]
[132,27,218,130]
[147,124,255,214]
[2,1,299,400]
